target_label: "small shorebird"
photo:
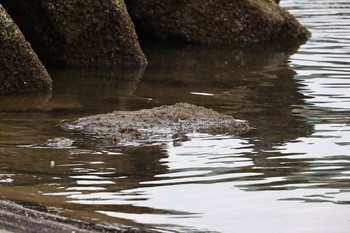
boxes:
[173,111,190,122]
[173,111,190,130]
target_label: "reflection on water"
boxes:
[1,0,350,232]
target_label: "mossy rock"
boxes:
[127,0,310,45]
[64,103,250,145]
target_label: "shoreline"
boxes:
[0,200,151,233]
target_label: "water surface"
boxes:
[1,1,350,232]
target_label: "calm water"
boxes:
[1,1,350,232]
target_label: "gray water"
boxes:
[1,0,350,232]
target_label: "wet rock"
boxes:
[0,4,52,94]
[1,0,147,66]
[126,0,310,45]
[0,200,149,233]
[64,102,250,145]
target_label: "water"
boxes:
[1,0,350,232]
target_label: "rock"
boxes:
[126,0,310,45]
[64,102,250,145]
[0,200,148,233]
[0,4,52,94]
[0,0,147,66]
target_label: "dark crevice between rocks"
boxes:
[0,0,147,68]
[1,0,65,67]
[0,3,52,95]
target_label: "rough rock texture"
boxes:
[0,200,149,233]
[0,4,52,94]
[0,0,147,66]
[126,0,310,45]
[64,103,250,145]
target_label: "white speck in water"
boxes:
[190,92,214,96]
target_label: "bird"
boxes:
[173,111,190,122]
[172,111,190,131]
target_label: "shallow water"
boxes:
[1,0,350,232]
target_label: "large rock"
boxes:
[126,0,311,45]
[0,4,52,94]
[1,0,147,66]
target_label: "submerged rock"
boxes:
[1,0,146,66]
[64,103,250,145]
[0,4,51,94]
[126,0,310,45]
